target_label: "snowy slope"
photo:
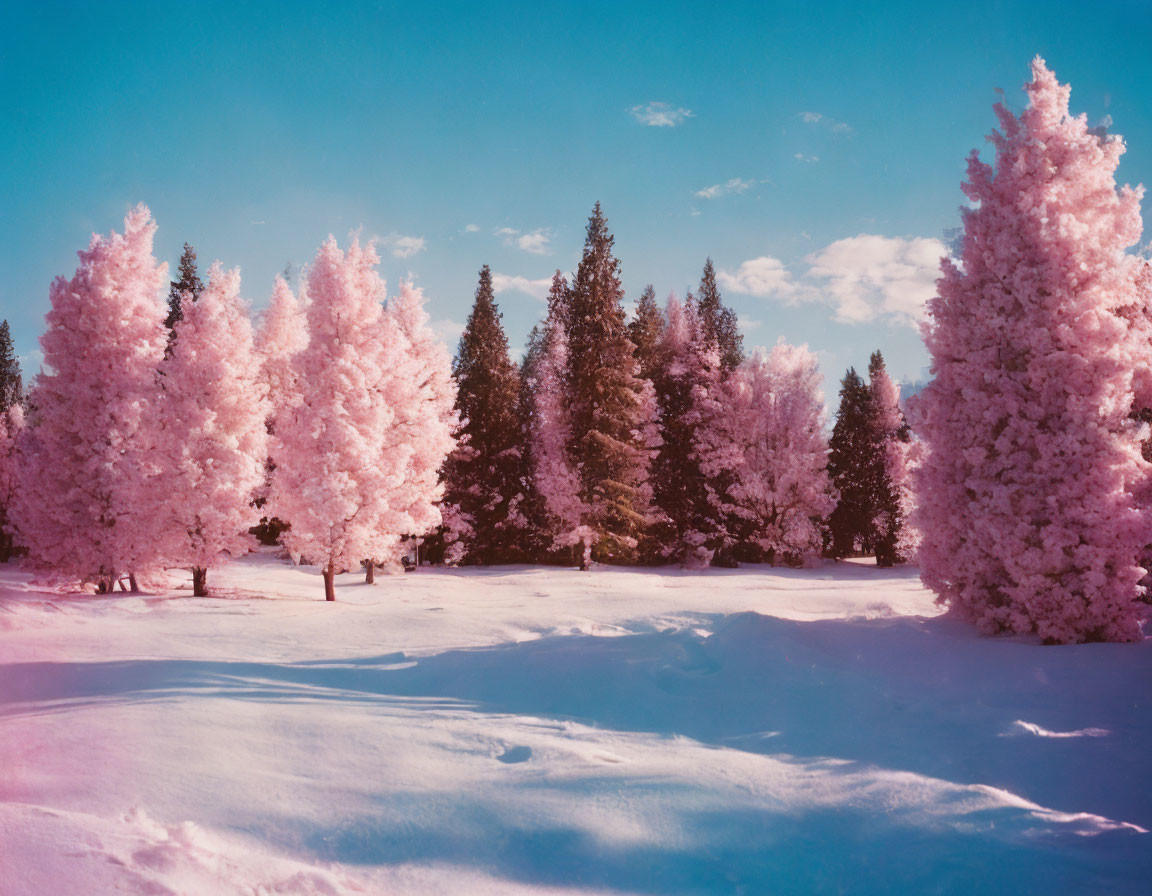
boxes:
[1,552,1149,894]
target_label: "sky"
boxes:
[2,0,1151,408]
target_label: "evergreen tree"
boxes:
[11,206,169,592]
[165,242,204,339]
[627,284,664,383]
[695,258,744,373]
[516,272,570,563]
[916,58,1150,642]
[0,321,23,411]
[867,351,909,567]
[826,368,876,557]
[563,203,658,563]
[649,296,727,567]
[442,266,527,564]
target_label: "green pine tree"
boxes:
[627,284,664,383]
[564,203,657,562]
[0,321,23,412]
[695,258,744,373]
[442,266,527,563]
[826,367,876,557]
[165,243,204,339]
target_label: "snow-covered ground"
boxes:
[2,552,1150,895]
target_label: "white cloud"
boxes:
[496,227,552,255]
[794,153,819,164]
[695,177,756,199]
[18,349,44,372]
[380,233,426,258]
[718,257,797,298]
[804,234,947,325]
[430,319,465,344]
[492,273,552,301]
[463,224,480,233]
[798,111,852,134]
[718,234,948,328]
[629,102,694,127]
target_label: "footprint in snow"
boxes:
[497,745,533,764]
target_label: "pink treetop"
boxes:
[706,344,836,565]
[11,205,169,589]
[255,274,308,427]
[870,362,915,562]
[157,263,270,578]
[916,58,1150,642]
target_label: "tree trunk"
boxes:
[118,577,129,592]
[323,564,335,601]
[192,566,208,597]
[128,572,139,593]
[365,560,375,584]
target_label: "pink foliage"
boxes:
[704,344,835,565]
[255,275,308,427]
[916,58,1151,642]
[381,280,459,551]
[157,263,269,582]
[269,238,455,591]
[532,319,589,559]
[870,362,916,562]
[11,205,169,590]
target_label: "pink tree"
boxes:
[704,344,836,565]
[916,58,1151,643]
[650,295,728,568]
[0,404,24,562]
[371,280,458,579]
[255,274,308,428]
[157,263,269,596]
[269,238,452,599]
[532,316,591,567]
[11,205,169,592]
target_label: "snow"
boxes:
[2,552,1150,894]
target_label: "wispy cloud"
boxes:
[694,177,756,199]
[496,227,552,255]
[430,318,465,345]
[794,153,819,164]
[630,102,694,127]
[380,233,426,258]
[463,224,480,233]
[492,273,552,301]
[718,234,948,327]
[798,111,852,134]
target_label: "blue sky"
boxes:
[2,0,1150,406]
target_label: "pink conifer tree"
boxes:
[532,317,591,567]
[157,263,269,596]
[11,206,169,592]
[704,344,835,565]
[255,274,308,428]
[269,238,444,600]
[372,280,458,578]
[916,58,1151,642]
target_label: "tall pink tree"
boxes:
[269,238,452,599]
[157,263,269,596]
[532,315,591,567]
[371,279,458,579]
[703,344,835,565]
[916,58,1151,643]
[255,274,308,428]
[11,205,169,592]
